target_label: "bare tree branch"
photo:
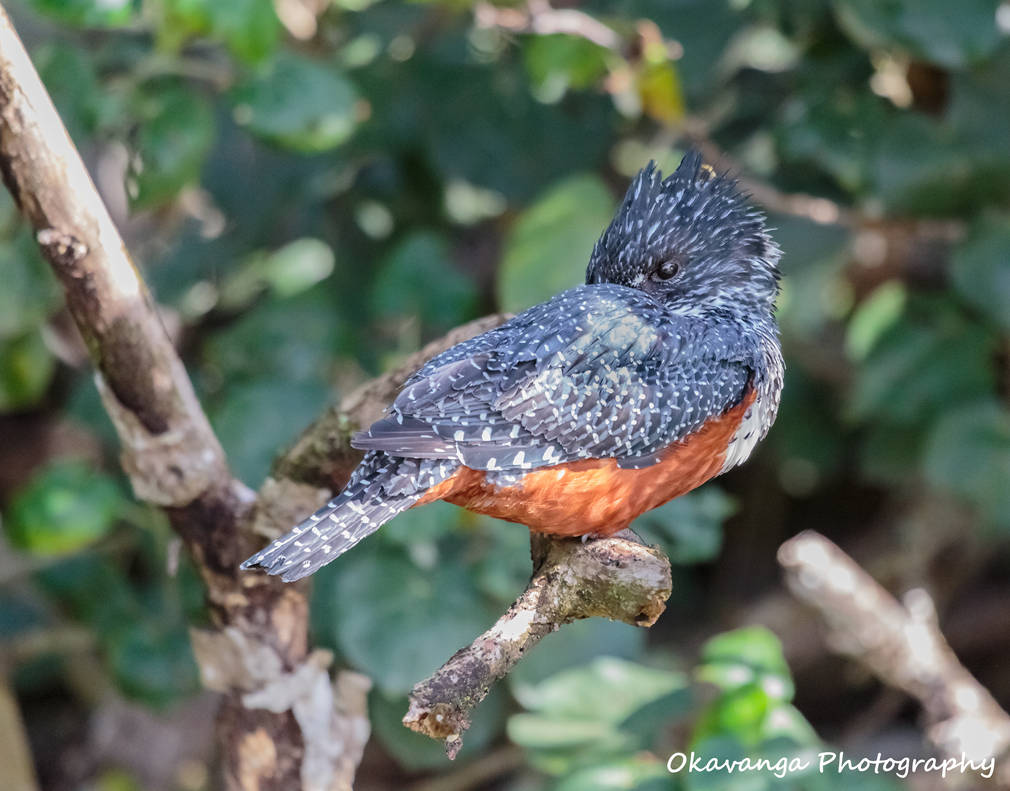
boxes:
[0,7,366,789]
[403,531,672,758]
[779,531,1010,785]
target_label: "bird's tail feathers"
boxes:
[240,452,453,582]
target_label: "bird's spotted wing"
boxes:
[352,284,754,471]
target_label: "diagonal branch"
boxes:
[403,532,672,758]
[779,531,1010,784]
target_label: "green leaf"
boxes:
[370,232,478,332]
[231,54,359,153]
[207,0,280,63]
[778,93,888,196]
[833,0,1002,68]
[24,0,135,28]
[359,54,613,202]
[0,330,55,411]
[693,684,773,747]
[160,0,280,62]
[219,238,336,309]
[128,81,215,209]
[508,714,616,750]
[697,627,793,702]
[33,44,102,143]
[554,757,670,791]
[509,657,687,774]
[523,34,611,99]
[845,281,907,361]
[211,379,330,487]
[508,618,645,691]
[950,217,1010,332]
[632,487,735,564]
[924,400,1010,531]
[847,300,994,427]
[0,226,62,339]
[471,515,538,603]
[331,544,496,694]
[201,287,341,384]
[5,462,122,555]
[871,114,1006,216]
[769,367,846,491]
[498,174,615,312]
[106,620,200,707]
[514,656,687,721]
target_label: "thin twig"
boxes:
[779,531,1010,785]
[474,0,622,51]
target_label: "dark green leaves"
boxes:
[924,400,1010,531]
[24,0,135,28]
[498,174,614,312]
[128,81,215,209]
[371,232,478,333]
[833,0,1002,68]
[5,462,122,555]
[632,487,735,564]
[0,330,55,411]
[951,217,1010,331]
[159,0,281,62]
[328,544,497,694]
[523,34,611,98]
[848,301,994,427]
[231,54,359,153]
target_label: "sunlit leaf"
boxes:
[0,330,55,411]
[160,0,280,62]
[23,0,134,28]
[231,54,359,153]
[5,462,122,555]
[697,627,793,701]
[508,618,645,692]
[523,34,610,99]
[638,60,685,126]
[509,657,688,773]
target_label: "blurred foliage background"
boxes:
[1,0,1008,789]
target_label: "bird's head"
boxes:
[586,152,781,317]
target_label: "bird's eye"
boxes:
[654,258,682,280]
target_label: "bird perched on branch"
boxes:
[243,151,783,582]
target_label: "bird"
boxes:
[242,151,784,582]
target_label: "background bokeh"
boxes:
[1,0,1008,789]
